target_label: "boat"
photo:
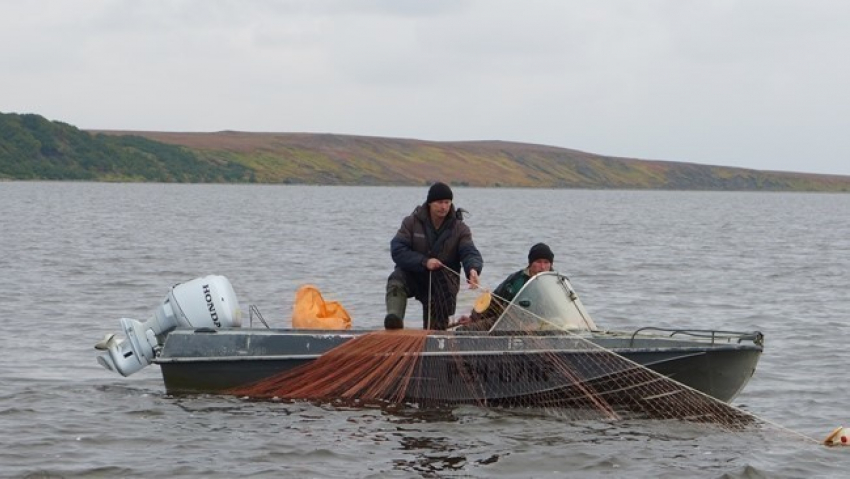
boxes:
[94,273,763,405]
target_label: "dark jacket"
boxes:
[390,203,483,283]
[492,269,531,303]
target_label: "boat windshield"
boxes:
[490,272,597,332]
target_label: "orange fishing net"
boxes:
[233,330,427,403]
[231,276,760,432]
[229,328,756,431]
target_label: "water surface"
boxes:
[1,183,849,478]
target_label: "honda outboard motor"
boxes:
[95,275,241,377]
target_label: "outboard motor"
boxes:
[95,275,241,377]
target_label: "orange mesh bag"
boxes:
[291,285,352,330]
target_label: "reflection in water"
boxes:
[386,406,502,477]
[395,436,472,476]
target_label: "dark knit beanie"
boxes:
[426,182,453,203]
[528,243,554,264]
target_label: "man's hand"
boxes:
[468,269,480,289]
[425,258,444,271]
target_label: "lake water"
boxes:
[2,182,850,478]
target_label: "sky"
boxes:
[2,1,849,175]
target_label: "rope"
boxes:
[426,270,432,330]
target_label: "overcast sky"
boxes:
[2,1,849,175]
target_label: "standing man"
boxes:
[385,182,483,330]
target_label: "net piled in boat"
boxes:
[232,330,429,404]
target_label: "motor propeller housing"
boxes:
[95,275,241,377]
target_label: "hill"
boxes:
[0,113,252,182]
[3,111,850,191]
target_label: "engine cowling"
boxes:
[95,275,242,377]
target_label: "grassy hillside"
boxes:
[99,130,850,191]
[4,111,850,191]
[0,113,252,182]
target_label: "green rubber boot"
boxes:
[385,283,407,330]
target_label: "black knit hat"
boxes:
[528,243,554,264]
[426,182,453,203]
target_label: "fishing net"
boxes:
[231,273,762,431]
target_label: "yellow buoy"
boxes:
[472,290,491,314]
[824,426,850,446]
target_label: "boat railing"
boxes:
[628,327,764,347]
[249,305,271,329]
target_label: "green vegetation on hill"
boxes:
[0,112,253,182]
[3,111,850,191]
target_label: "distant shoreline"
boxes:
[3,112,850,191]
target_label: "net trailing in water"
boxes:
[231,272,759,431]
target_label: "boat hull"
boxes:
[155,328,762,403]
